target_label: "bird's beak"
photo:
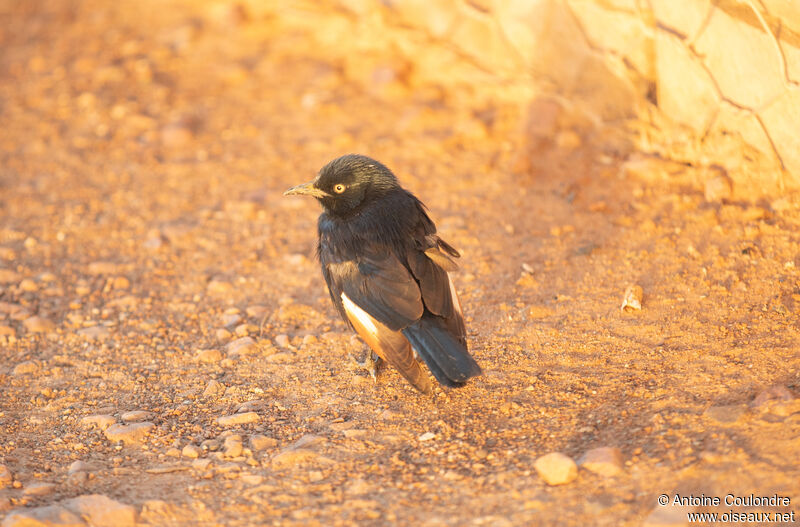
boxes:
[283,181,329,198]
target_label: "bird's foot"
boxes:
[349,349,382,382]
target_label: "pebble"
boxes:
[418,432,436,442]
[11,360,40,376]
[195,348,223,363]
[0,325,15,337]
[0,269,21,284]
[63,494,137,527]
[234,323,254,337]
[67,461,94,474]
[704,405,745,424]
[579,447,624,477]
[87,261,119,275]
[223,435,243,458]
[271,449,321,468]
[182,444,202,458]
[703,166,733,203]
[165,447,180,458]
[104,422,155,444]
[222,313,241,327]
[217,412,260,426]
[250,434,278,451]
[534,452,578,486]
[274,334,290,348]
[192,458,212,471]
[23,482,57,496]
[1,505,84,527]
[203,379,225,397]
[245,305,268,319]
[19,279,38,292]
[621,285,643,312]
[226,336,257,356]
[77,325,110,340]
[121,410,154,423]
[239,473,263,485]
[0,464,12,488]
[81,414,116,430]
[22,315,56,333]
[215,328,232,342]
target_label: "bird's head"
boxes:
[284,154,399,217]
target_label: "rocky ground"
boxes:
[1,2,799,526]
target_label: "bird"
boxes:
[284,154,481,393]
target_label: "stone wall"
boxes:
[243,0,800,193]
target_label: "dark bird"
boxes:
[284,154,481,392]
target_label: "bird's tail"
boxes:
[401,315,481,387]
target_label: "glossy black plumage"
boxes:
[285,154,481,392]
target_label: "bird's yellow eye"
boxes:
[333,184,346,194]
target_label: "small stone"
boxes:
[87,262,119,275]
[63,494,137,527]
[621,285,643,312]
[274,334,290,348]
[203,379,225,397]
[121,410,154,423]
[555,130,581,151]
[239,473,263,485]
[245,305,268,319]
[0,464,12,488]
[23,315,56,333]
[534,452,578,486]
[77,325,110,340]
[182,444,202,459]
[302,334,318,346]
[1,505,84,527]
[111,276,130,290]
[19,279,38,292]
[418,432,436,442]
[271,449,321,468]
[67,461,94,474]
[704,166,733,203]
[23,482,57,496]
[81,414,116,430]
[234,323,254,337]
[226,336,257,356]
[192,458,212,471]
[215,328,232,342]
[0,325,15,337]
[11,360,40,376]
[165,447,180,458]
[223,435,243,458]
[221,313,241,327]
[579,447,624,477]
[250,434,278,451]
[195,348,223,363]
[704,405,745,423]
[104,422,155,444]
[217,412,260,426]
[0,269,21,284]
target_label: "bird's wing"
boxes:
[406,211,468,348]
[340,292,431,393]
[323,250,430,392]
[327,252,423,331]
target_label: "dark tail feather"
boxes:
[401,316,481,387]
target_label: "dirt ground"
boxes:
[1,2,799,526]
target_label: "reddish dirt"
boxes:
[1,2,799,526]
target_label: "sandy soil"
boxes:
[1,2,799,526]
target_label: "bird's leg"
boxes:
[349,345,383,382]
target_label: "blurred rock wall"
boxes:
[253,0,800,192]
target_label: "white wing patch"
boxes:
[341,292,378,334]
